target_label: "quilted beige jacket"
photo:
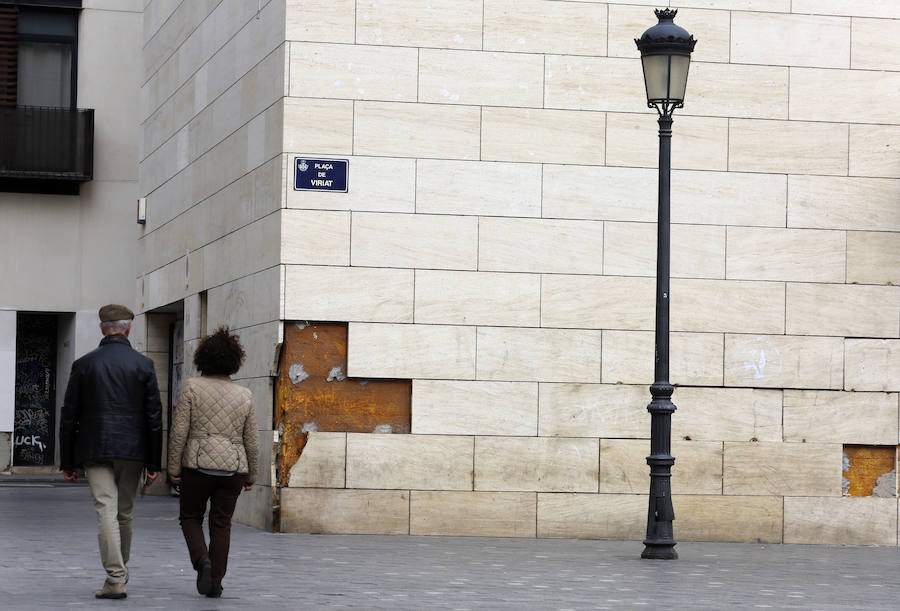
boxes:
[167,375,259,484]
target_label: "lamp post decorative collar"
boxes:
[634,9,696,561]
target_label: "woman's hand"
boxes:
[170,475,181,484]
[243,482,253,491]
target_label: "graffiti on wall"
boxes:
[13,314,57,466]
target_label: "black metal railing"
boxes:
[0,105,94,181]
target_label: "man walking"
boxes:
[59,304,163,600]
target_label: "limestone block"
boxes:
[606,114,728,171]
[793,0,900,19]
[671,278,785,334]
[346,433,474,490]
[602,331,724,387]
[672,387,783,442]
[416,160,541,218]
[287,432,346,488]
[356,0,483,49]
[672,170,787,227]
[604,222,725,279]
[284,98,353,155]
[478,217,604,275]
[284,266,414,323]
[726,227,845,283]
[410,491,537,537]
[783,390,899,444]
[414,270,541,327]
[208,267,282,330]
[724,442,842,496]
[847,231,900,286]
[286,155,416,213]
[351,212,478,270]
[732,12,849,68]
[852,17,900,71]
[286,0,355,43]
[537,493,645,539]
[475,436,599,492]
[845,339,900,392]
[784,497,897,546]
[280,488,409,534]
[729,119,848,176]
[725,334,844,390]
[539,383,649,439]
[788,176,900,232]
[483,0,607,56]
[412,380,538,436]
[419,49,543,107]
[476,327,603,383]
[849,125,900,179]
[481,108,605,165]
[790,68,900,125]
[354,102,480,160]
[685,63,790,120]
[289,42,417,101]
[674,495,783,543]
[281,210,350,266]
[608,5,730,63]
[347,322,476,380]
[675,1,789,14]
[541,275,655,331]
[542,165,656,222]
[786,283,900,338]
[544,55,645,113]
[230,322,281,379]
[601,440,722,495]
[233,485,273,531]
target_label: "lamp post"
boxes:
[634,8,696,561]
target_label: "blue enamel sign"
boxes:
[294,158,348,192]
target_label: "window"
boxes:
[0,1,79,108]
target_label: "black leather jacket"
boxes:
[59,334,163,471]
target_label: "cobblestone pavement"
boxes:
[1,481,899,610]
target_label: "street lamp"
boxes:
[634,8,696,561]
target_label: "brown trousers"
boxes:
[178,469,247,586]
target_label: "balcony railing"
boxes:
[0,105,94,182]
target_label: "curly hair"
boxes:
[193,326,245,376]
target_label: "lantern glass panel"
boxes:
[641,54,670,102]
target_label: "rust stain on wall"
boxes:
[842,445,897,497]
[275,322,411,486]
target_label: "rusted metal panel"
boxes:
[842,445,897,497]
[275,322,411,486]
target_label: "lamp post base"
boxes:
[641,541,678,560]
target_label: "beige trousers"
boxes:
[85,460,143,583]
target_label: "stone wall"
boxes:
[278,0,900,544]
[138,0,288,528]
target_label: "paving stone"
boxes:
[1,480,899,609]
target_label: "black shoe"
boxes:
[206,584,223,598]
[196,557,212,595]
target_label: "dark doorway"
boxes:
[13,313,57,466]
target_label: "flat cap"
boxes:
[98,304,134,322]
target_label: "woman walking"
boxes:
[167,327,259,598]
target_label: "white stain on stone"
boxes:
[373,424,393,434]
[301,422,318,433]
[453,34,464,43]
[873,470,896,498]
[842,452,851,495]
[327,366,346,382]
[289,363,309,384]
[295,322,308,330]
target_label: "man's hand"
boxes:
[63,470,79,483]
[243,482,254,491]
[170,475,181,484]
[145,471,158,484]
